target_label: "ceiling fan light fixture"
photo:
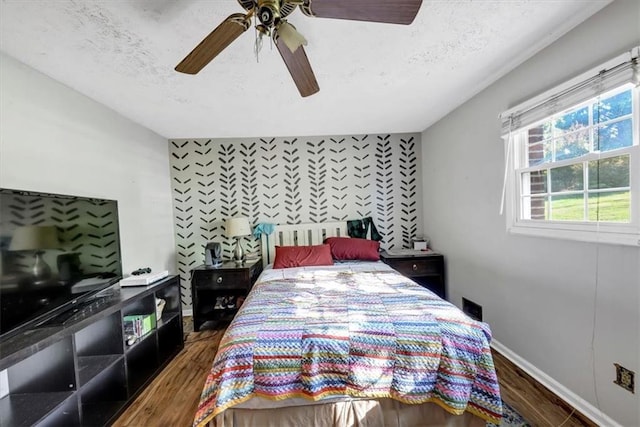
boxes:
[277,21,307,53]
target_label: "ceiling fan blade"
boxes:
[175,13,251,74]
[274,32,319,98]
[301,0,423,25]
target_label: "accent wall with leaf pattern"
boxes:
[169,133,422,310]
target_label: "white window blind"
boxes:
[501,49,639,136]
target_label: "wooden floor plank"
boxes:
[113,321,598,427]
[493,351,597,427]
[112,329,222,427]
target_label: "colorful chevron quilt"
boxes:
[194,265,502,426]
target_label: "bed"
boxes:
[194,222,502,427]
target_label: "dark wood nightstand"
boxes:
[190,259,263,331]
[380,251,446,300]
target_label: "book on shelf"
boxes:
[123,313,156,345]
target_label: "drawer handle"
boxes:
[412,264,418,271]
[216,277,223,284]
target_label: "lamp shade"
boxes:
[225,217,251,238]
[9,225,60,251]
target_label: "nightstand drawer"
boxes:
[193,270,246,289]
[380,251,446,300]
[387,258,440,277]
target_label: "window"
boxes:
[501,49,640,246]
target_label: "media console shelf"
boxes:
[0,275,183,427]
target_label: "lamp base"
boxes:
[233,239,245,264]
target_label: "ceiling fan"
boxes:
[175,0,423,97]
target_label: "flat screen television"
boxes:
[0,188,123,339]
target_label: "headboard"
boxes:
[260,222,348,266]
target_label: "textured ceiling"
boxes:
[0,0,610,139]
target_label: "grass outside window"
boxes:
[543,191,630,222]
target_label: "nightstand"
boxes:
[380,251,446,299]
[190,259,263,331]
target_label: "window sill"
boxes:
[508,223,640,247]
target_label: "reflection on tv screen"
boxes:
[0,189,123,338]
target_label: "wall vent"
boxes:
[462,298,483,321]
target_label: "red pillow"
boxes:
[324,237,380,261]
[273,244,334,269]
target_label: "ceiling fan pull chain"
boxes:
[254,30,262,62]
[253,14,263,63]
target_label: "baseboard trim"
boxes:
[491,340,621,427]
[182,308,193,317]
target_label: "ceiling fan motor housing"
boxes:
[258,0,280,27]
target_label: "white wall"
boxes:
[421,1,639,426]
[0,53,176,276]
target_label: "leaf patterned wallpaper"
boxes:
[169,133,422,309]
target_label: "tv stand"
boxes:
[37,292,117,327]
[0,276,183,427]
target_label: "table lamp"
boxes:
[9,225,60,283]
[225,217,251,264]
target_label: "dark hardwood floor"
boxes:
[112,328,223,427]
[493,351,596,427]
[113,320,597,427]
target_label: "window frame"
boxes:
[502,50,640,247]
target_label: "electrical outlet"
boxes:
[614,363,635,393]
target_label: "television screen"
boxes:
[0,188,123,338]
